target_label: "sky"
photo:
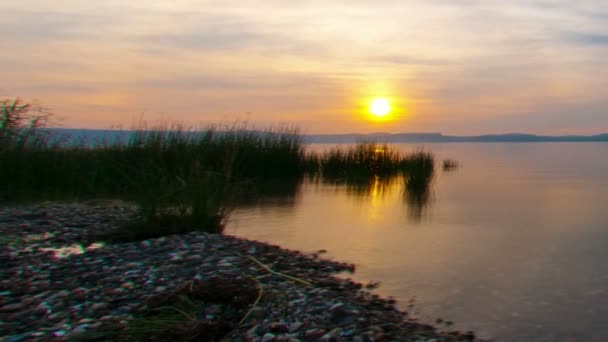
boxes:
[1,0,607,134]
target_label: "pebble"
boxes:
[321,328,342,341]
[121,281,135,289]
[262,332,276,342]
[0,203,476,341]
[91,302,108,310]
[72,324,90,334]
[1,303,25,312]
[289,321,303,333]
[268,322,289,333]
[53,330,67,337]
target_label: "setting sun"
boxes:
[369,98,391,118]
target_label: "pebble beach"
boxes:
[1,203,477,341]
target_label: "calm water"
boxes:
[226,143,608,341]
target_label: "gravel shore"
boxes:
[1,203,477,341]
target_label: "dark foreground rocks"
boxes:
[0,204,478,341]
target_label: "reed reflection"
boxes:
[317,144,436,222]
[233,143,437,221]
[404,174,434,222]
[235,179,303,208]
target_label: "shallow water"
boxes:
[226,143,608,341]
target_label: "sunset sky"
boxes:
[1,1,607,134]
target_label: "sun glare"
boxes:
[369,98,391,118]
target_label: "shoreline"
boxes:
[1,203,477,341]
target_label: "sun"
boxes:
[369,98,391,118]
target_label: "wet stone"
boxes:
[0,204,477,341]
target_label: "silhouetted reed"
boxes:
[442,158,459,172]
[403,151,435,221]
[0,121,308,240]
[1,110,440,238]
[1,98,53,151]
[319,143,405,180]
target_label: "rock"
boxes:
[112,287,126,295]
[321,328,342,341]
[217,260,233,268]
[304,328,325,337]
[91,303,108,310]
[329,303,344,311]
[250,306,265,320]
[55,290,70,298]
[120,281,134,289]
[330,304,352,324]
[53,329,67,337]
[261,332,276,342]
[1,303,25,312]
[288,321,303,333]
[72,324,90,334]
[0,204,478,341]
[268,322,289,333]
[247,324,262,337]
[71,287,88,299]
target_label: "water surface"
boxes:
[227,143,608,341]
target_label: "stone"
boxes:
[72,324,90,334]
[288,321,303,333]
[268,322,289,333]
[304,328,325,337]
[53,330,67,337]
[250,307,266,320]
[247,324,261,337]
[1,303,25,312]
[91,303,108,311]
[320,328,341,341]
[329,303,344,311]
[261,332,276,342]
[55,290,70,298]
[111,288,126,295]
[120,281,134,289]
[217,260,233,268]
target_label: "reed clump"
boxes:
[319,143,405,180]
[1,101,438,239]
[0,109,309,239]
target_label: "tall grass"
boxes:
[319,143,404,180]
[1,105,438,239]
[1,98,53,150]
[0,120,312,240]
[318,143,435,186]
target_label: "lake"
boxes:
[226,143,608,341]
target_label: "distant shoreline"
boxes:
[44,128,608,144]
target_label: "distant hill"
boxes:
[44,129,608,144]
[306,132,608,143]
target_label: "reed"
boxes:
[1,106,439,239]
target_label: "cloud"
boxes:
[567,33,608,46]
[2,0,608,133]
[0,9,126,42]
[369,55,452,66]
